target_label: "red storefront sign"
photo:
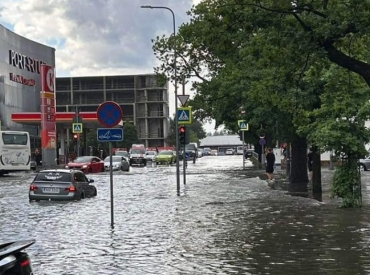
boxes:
[40,64,56,149]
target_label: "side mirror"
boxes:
[89,179,94,183]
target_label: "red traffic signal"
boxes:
[73,134,79,140]
[179,126,186,144]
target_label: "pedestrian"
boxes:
[35,148,42,166]
[265,147,275,183]
[307,147,313,183]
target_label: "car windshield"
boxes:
[73,156,92,163]
[146,152,156,155]
[131,149,145,154]
[116,151,128,157]
[104,156,122,162]
[35,172,72,182]
[159,151,173,155]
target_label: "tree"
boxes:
[166,117,207,146]
[115,121,139,150]
[152,0,370,206]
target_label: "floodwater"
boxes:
[1,155,370,274]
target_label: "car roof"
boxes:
[39,169,79,174]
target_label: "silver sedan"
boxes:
[359,157,370,171]
[29,169,97,201]
[104,156,129,171]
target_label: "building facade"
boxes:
[55,74,170,148]
[0,24,55,137]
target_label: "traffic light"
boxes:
[179,126,186,145]
[73,134,79,141]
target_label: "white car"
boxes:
[226,149,234,155]
[145,151,157,162]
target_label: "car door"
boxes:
[74,172,89,197]
[90,157,102,173]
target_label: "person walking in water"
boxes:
[265,148,276,183]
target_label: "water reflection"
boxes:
[1,158,370,274]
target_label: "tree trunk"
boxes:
[312,146,322,193]
[290,136,309,191]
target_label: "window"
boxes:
[2,133,28,145]
[36,172,71,182]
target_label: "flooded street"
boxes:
[2,155,370,274]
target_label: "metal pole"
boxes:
[109,141,114,228]
[141,5,180,195]
[75,106,80,157]
[182,82,186,185]
[242,131,245,169]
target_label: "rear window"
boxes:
[35,172,72,182]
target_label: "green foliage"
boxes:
[166,117,207,146]
[115,122,139,149]
[331,159,362,208]
[151,0,370,202]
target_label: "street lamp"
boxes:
[141,5,180,194]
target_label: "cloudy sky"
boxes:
[0,0,217,132]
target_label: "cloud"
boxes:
[0,0,194,76]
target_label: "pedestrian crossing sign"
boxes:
[177,107,192,125]
[72,123,83,134]
[238,120,248,131]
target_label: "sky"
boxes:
[0,0,217,133]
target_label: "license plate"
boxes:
[42,187,59,193]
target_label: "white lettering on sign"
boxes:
[9,50,46,74]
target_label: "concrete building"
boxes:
[55,74,170,148]
[0,23,55,143]
[199,135,243,153]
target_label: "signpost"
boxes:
[177,107,192,125]
[238,120,248,169]
[177,95,191,187]
[97,101,123,228]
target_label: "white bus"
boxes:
[0,131,31,174]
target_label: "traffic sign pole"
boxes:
[109,141,114,228]
[96,101,123,229]
[242,131,245,169]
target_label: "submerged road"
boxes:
[1,155,370,274]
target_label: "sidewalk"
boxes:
[265,166,336,203]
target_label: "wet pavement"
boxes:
[1,156,370,274]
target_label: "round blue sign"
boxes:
[259,138,266,146]
[97,101,123,128]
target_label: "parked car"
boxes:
[29,169,97,201]
[104,156,129,171]
[115,150,129,159]
[245,149,254,159]
[359,157,370,171]
[226,149,234,155]
[155,150,176,165]
[145,151,157,162]
[65,156,104,174]
[210,150,218,156]
[203,148,211,156]
[0,239,35,274]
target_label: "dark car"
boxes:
[29,169,97,201]
[245,149,254,159]
[0,239,35,274]
[185,144,198,163]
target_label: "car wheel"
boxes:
[80,192,85,200]
[360,164,367,171]
[92,187,97,197]
[89,167,93,174]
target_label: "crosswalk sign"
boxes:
[238,120,249,131]
[177,107,192,125]
[72,123,83,134]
